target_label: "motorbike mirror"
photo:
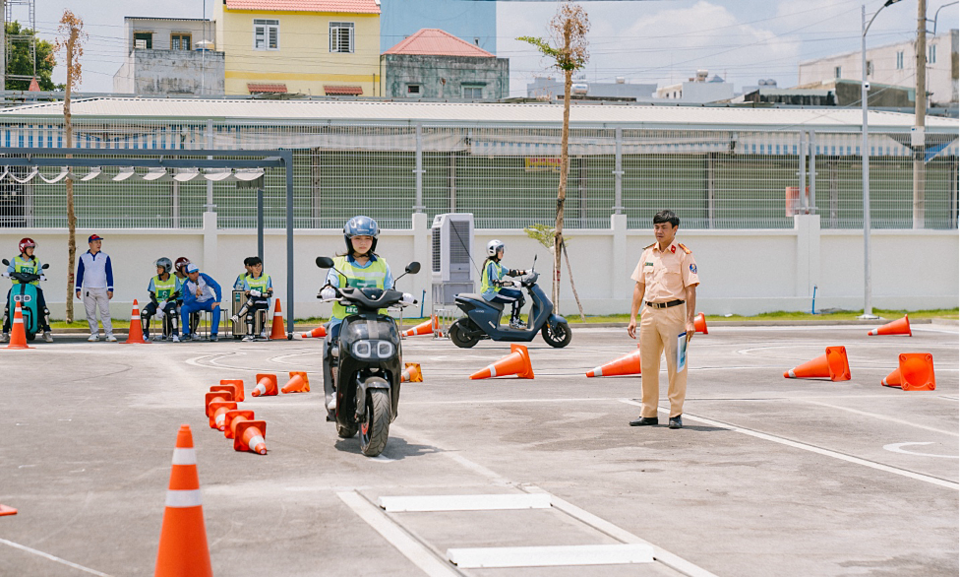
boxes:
[316,256,334,269]
[1,259,8,266]
[405,261,421,275]
[41,263,49,270]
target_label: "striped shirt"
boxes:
[76,250,114,290]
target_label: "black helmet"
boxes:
[343,215,379,255]
[155,257,173,274]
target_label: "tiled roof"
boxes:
[224,0,380,14]
[383,28,494,57]
[324,85,363,96]
[247,83,287,94]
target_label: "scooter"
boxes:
[316,256,420,457]
[449,257,571,349]
[2,259,50,342]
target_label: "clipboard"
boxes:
[677,332,688,371]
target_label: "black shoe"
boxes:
[668,416,683,429]
[629,416,658,427]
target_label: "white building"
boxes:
[655,70,734,103]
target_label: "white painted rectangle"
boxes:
[447,544,655,568]
[378,493,551,512]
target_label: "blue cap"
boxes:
[88,234,104,243]
[186,263,199,274]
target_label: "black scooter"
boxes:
[449,257,571,349]
[316,256,420,457]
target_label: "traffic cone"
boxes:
[154,425,212,577]
[219,379,245,402]
[470,344,534,380]
[403,316,436,338]
[882,353,936,391]
[281,371,310,394]
[209,384,238,401]
[301,326,327,339]
[400,362,422,383]
[586,344,641,377]
[694,312,708,335]
[204,390,237,430]
[269,299,286,340]
[784,346,851,381]
[0,504,16,516]
[123,299,149,344]
[868,314,911,336]
[222,409,255,439]
[234,419,268,455]
[5,301,31,350]
[251,373,278,397]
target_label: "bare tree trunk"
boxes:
[555,22,572,312]
[561,240,585,322]
[64,34,76,323]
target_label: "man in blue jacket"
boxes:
[180,263,222,342]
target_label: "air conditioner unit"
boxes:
[431,213,475,307]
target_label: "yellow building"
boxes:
[215,0,381,97]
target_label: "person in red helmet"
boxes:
[2,238,53,342]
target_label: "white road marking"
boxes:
[795,399,960,437]
[378,493,551,512]
[0,538,114,576]
[447,543,654,568]
[883,442,960,459]
[619,400,959,490]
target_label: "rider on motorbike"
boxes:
[2,238,52,343]
[480,239,528,329]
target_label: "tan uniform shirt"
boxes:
[631,241,700,302]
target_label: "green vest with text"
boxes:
[246,273,271,294]
[152,275,177,301]
[332,256,388,319]
[13,255,41,286]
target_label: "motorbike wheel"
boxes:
[449,319,480,348]
[541,321,572,348]
[359,388,391,457]
[25,331,36,342]
[337,423,357,439]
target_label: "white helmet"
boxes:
[486,239,505,258]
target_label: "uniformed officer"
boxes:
[626,210,700,429]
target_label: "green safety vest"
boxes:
[480,259,505,295]
[152,274,178,301]
[332,256,388,318]
[246,273,271,294]
[12,255,41,286]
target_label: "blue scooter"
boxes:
[449,257,571,348]
[2,259,49,342]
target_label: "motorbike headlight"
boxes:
[352,340,372,358]
[376,341,394,358]
[351,339,394,359]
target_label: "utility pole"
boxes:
[912,0,926,229]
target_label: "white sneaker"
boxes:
[0,333,8,343]
[43,331,53,343]
[327,398,337,411]
[242,335,255,342]
[230,314,240,323]
[88,334,99,342]
[171,335,181,343]
[105,335,117,342]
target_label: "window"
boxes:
[834,66,842,79]
[896,51,904,70]
[406,84,421,96]
[329,22,354,53]
[254,19,279,51]
[928,44,936,64]
[133,32,152,50]
[866,60,873,76]
[171,33,191,51]
[462,85,483,99]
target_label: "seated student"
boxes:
[236,256,272,342]
[180,263,222,342]
[141,257,182,342]
[233,257,254,290]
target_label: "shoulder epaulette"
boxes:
[643,242,656,250]
[677,243,692,254]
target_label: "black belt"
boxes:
[646,300,684,309]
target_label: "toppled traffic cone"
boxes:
[209,384,238,401]
[154,425,212,577]
[205,390,237,430]
[587,344,641,377]
[403,316,436,338]
[0,504,17,516]
[281,371,310,394]
[234,419,268,455]
[124,299,149,344]
[251,373,278,397]
[470,344,534,380]
[219,379,245,402]
[269,299,286,340]
[694,312,708,335]
[784,346,851,381]
[301,326,326,339]
[868,314,911,337]
[223,409,255,439]
[882,353,936,391]
[5,301,31,350]
[400,362,422,383]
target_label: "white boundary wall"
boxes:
[2,214,956,321]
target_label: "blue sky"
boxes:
[34,0,955,95]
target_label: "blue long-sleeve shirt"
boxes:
[76,250,113,291]
[182,273,221,307]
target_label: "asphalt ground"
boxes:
[0,324,957,577]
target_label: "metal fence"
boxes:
[0,121,955,230]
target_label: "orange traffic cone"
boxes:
[586,344,641,377]
[154,425,212,577]
[205,390,237,430]
[470,344,534,380]
[219,379,245,402]
[882,353,936,391]
[5,301,31,350]
[868,314,911,336]
[403,316,436,338]
[234,419,268,455]
[0,503,17,516]
[400,362,422,383]
[269,299,286,340]
[694,312,708,335]
[251,373,278,397]
[301,326,327,339]
[281,371,310,394]
[223,409,255,439]
[123,299,149,344]
[209,383,238,401]
[784,346,851,381]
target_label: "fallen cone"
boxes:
[301,326,326,339]
[694,312,708,335]
[587,344,641,377]
[219,379,245,402]
[207,401,238,431]
[234,419,268,455]
[223,409,256,439]
[154,425,212,577]
[124,299,149,344]
[251,373,278,397]
[784,346,851,381]
[470,344,534,380]
[400,362,422,383]
[868,314,911,336]
[269,299,286,340]
[281,371,310,394]
[208,384,238,401]
[5,301,31,350]
[882,353,936,391]
[402,316,436,338]
[0,504,16,516]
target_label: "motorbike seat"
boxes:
[457,293,503,311]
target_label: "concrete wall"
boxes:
[113,50,225,96]
[383,54,508,100]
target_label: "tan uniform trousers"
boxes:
[639,303,688,419]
